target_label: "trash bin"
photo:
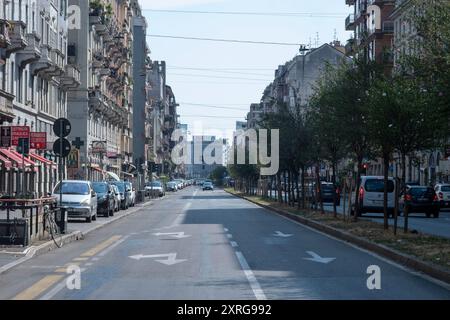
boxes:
[56,207,68,234]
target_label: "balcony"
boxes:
[345,14,355,31]
[16,33,41,67]
[0,20,11,49]
[88,87,107,112]
[31,45,53,76]
[60,65,81,90]
[0,89,15,123]
[47,49,65,77]
[7,21,27,55]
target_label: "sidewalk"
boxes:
[0,198,156,275]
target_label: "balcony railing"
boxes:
[0,20,11,49]
[345,14,355,31]
[7,21,27,53]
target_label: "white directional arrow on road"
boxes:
[153,232,191,239]
[303,251,336,264]
[129,253,187,265]
[274,231,293,238]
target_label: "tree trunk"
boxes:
[332,160,337,218]
[284,172,288,204]
[296,172,301,209]
[353,155,363,222]
[315,164,324,214]
[277,172,282,203]
[383,153,390,230]
[301,165,306,209]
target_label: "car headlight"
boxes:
[81,199,90,206]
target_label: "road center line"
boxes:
[80,235,122,257]
[235,251,266,300]
[12,275,64,300]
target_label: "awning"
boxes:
[10,150,39,168]
[0,148,27,169]
[29,153,57,169]
[0,153,12,169]
[106,172,121,181]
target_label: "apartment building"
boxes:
[67,0,134,181]
[345,0,395,73]
[0,0,80,196]
[147,60,179,176]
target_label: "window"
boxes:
[365,179,395,193]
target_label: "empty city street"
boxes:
[1,187,449,300]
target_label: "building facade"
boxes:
[0,0,80,196]
[67,0,134,181]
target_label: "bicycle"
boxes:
[43,205,63,248]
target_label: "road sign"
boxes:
[11,126,30,146]
[72,137,84,150]
[53,138,72,158]
[30,132,47,150]
[17,138,30,156]
[53,118,71,138]
[0,126,11,147]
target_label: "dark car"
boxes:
[110,181,130,210]
[92,182,115,217]
[400,186,440,218]
[312,182,340,206]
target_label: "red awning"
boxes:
[10,150,39,167]
[29,153,57,168]
[0,148,26,168]
[0,153,12,169]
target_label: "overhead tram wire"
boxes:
[180,103,249,111]
[168,73,271,82]
[167,66,274,77]
[143,9,348,18]
[147,35,302,46]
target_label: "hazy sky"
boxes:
[140,0,352,140]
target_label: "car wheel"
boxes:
[86,215,92,223]
[92,212,97,221]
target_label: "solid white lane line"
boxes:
[235,251,266,300]
[224,228,229,232]
[227,234,233,239]
[230,241,238,248]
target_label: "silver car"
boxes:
[52,180,98,223]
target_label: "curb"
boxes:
[0,199,155,276]
[226,190,450,285]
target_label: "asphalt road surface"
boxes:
[266,191,450,239]
[0,187,449,300]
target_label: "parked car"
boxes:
[166,181,178,192]
[399,186,440,218]
[125,182,135,207]
[146,181,165,197]
[311,182,340,206]
[351,176,396,216]
[203,181,214,191]
[434,183,450,209]
[110,181,130,210]
[52,180,98,223]
[173,179,184,190]
[110,184,121,212]
[92,182,115,217]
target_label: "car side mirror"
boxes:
[92,191,96,198]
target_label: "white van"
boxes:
[352,176,396,216]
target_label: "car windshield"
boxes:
[149,182,162,187]
[92,183,108,194]
[321,185,334,192]
[112,183,125,192]
[365,179,394,193]
[409,187,434,197]
[441,186,450,192]
[54,182,90,195]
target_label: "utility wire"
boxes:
[167,66,273,77]
[147,34,302,46]
[143,9,347,18]
[180,103,249,111]
[169,73,271,82]
[181,115,245,119]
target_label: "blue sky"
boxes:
[140,0,352,140]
